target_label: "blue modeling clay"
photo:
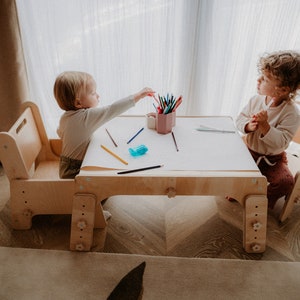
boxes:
[129,144,148,157]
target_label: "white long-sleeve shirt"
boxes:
[57,96,135,160]
[236,95,300,155]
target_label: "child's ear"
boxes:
[74,98,82,108]
[276,86,290,95]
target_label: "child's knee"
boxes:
[277,174,294,193]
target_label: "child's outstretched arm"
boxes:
[133,87,155,103]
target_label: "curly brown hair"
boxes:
[258,50,300,101]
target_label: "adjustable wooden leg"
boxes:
[70,193,97,251]
[11,209,33,230]
[243,195,268,253]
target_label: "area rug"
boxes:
[1,246,300,299]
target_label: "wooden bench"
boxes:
[278,124,300,222]
[0,101,102,250]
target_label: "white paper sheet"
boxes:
[81,116,258,171]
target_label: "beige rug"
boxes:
[1,246,300,300]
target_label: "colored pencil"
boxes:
[117,164,163,174]
[127,127,144,144]
[101,145,128,165]
[152,103,158,112]
[196,128,235,134]
[196,124,235,134]
[171,131,179,151]
[105,128,118,147]
[152,94,183,114]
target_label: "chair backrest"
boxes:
[0,102,45,180]
[0,105,42,180]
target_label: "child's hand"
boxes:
[245,116,258,132]
[246,110,270,135]
[133,87,155,103]
[254,110,270,135]
[254,110,268,123]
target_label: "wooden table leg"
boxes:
[70,193,101,251]
[243,195,268,253]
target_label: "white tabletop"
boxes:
[81,115,258,172]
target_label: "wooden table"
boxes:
[70,116,268,253]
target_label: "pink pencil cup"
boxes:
[156,111,176,134]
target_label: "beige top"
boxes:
[57,96,135,160]
[236,95,300,155]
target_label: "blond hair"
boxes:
[258,50,300,101]
[54,71,93,111]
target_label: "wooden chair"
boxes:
[0,101,110,251]
[278,125,300,222]
[279,171,300,222]
[0,101,75,230]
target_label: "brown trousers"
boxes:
[248,148,294,209]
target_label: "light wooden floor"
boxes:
[1,166,300,261]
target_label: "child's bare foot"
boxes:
[103,210,112,221]
[226,196,237,202]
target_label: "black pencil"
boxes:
[171,131,179,152]
[117,164,163,174]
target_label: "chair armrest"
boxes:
[49,139,62,157]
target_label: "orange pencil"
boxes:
[101,145,128,165]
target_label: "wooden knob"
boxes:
[251,243,261,252]
[77,220,87,230]
[22,209,33,218]
[252,222,262,230]
[75,243,85,251]
[166,187,176,198]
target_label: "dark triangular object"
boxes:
[107,261,146,300]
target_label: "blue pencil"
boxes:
[127,127,144,144]
[153,103,158,112]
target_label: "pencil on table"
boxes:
[117,164,163,174]
[127,127,144,144]
[101,145,128,165]
[105,128,118,147]
[171,131,179,152]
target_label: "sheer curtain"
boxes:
[16,0,300,136]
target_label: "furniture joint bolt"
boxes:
[166,187,176,198]
[75,243,85,251]
[251,243,261,252]
[252,221,262,230]
[22,209,33,218]
[77,220,87,230]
